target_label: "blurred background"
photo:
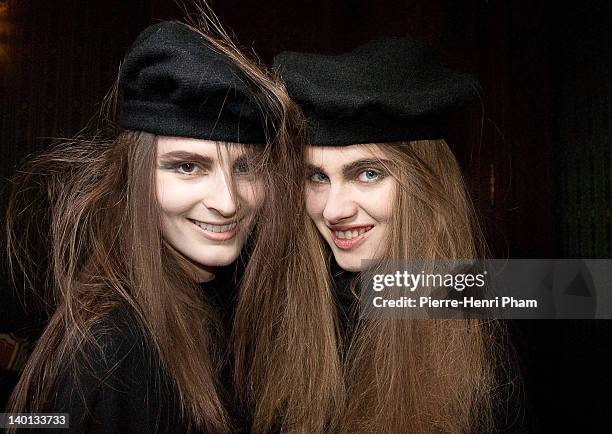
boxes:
[1,0,610,431]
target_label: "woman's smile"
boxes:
[188,217,241,241]
[156,136,264,272]
[305,144,395,271]
[329,224,374,249]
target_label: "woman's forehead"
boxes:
[156,136,253,157]
[305,144,386,167]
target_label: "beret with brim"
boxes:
[119,21,268,144]
[273,37,481,145]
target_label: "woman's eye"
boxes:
[358,169,381,182]
[177,162,199,175]
[308,172,330,183]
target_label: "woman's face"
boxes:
[156,137,263,279]
[305,144,396,272]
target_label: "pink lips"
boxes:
[189,219,239,242]
[329,225,373,250]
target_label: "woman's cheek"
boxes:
[367,179,396,221]
[237,180,265,213]
[156,174,199,215]
[305,188,325,219]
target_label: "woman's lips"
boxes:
[329,225,373,250]
[188,218,239,241]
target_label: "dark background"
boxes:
[0,0,610,432]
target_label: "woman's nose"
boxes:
[322,183,358,223]
[204,172,238,217]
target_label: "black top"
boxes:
[44,272,240,434]
[205,270,252,434]
[330,260,360,350]
[47,307,185,434]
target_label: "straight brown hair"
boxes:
[5,12,307,433]
[234,140,518,433]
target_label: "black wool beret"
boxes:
[119,21,268,143]
[273,37,481,145]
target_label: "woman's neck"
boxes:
[192,266,216,283]
[163,241,216,282]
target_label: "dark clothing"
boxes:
[44,272,241,434]
[329,260,359,351]
[204,272,252,434]
[48,307,187,434]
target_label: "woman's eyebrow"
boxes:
[341,159,390,176]
[158,151,214,165]
[306,163,325,173]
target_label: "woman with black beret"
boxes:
[233,38,524,432]
[4,17,304,433]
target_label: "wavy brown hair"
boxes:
[235,139,518,432]
[4,13,305,434]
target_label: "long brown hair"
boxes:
[6,131,235,433]
[341,140,506,433]
[4,14,305,434]
[235,139,517,432]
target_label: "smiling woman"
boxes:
[156,137,264,275]
[230,37,521,433]
[305,144,396,271]
[3,16,301,433]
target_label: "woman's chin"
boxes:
[193,252,240,268]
